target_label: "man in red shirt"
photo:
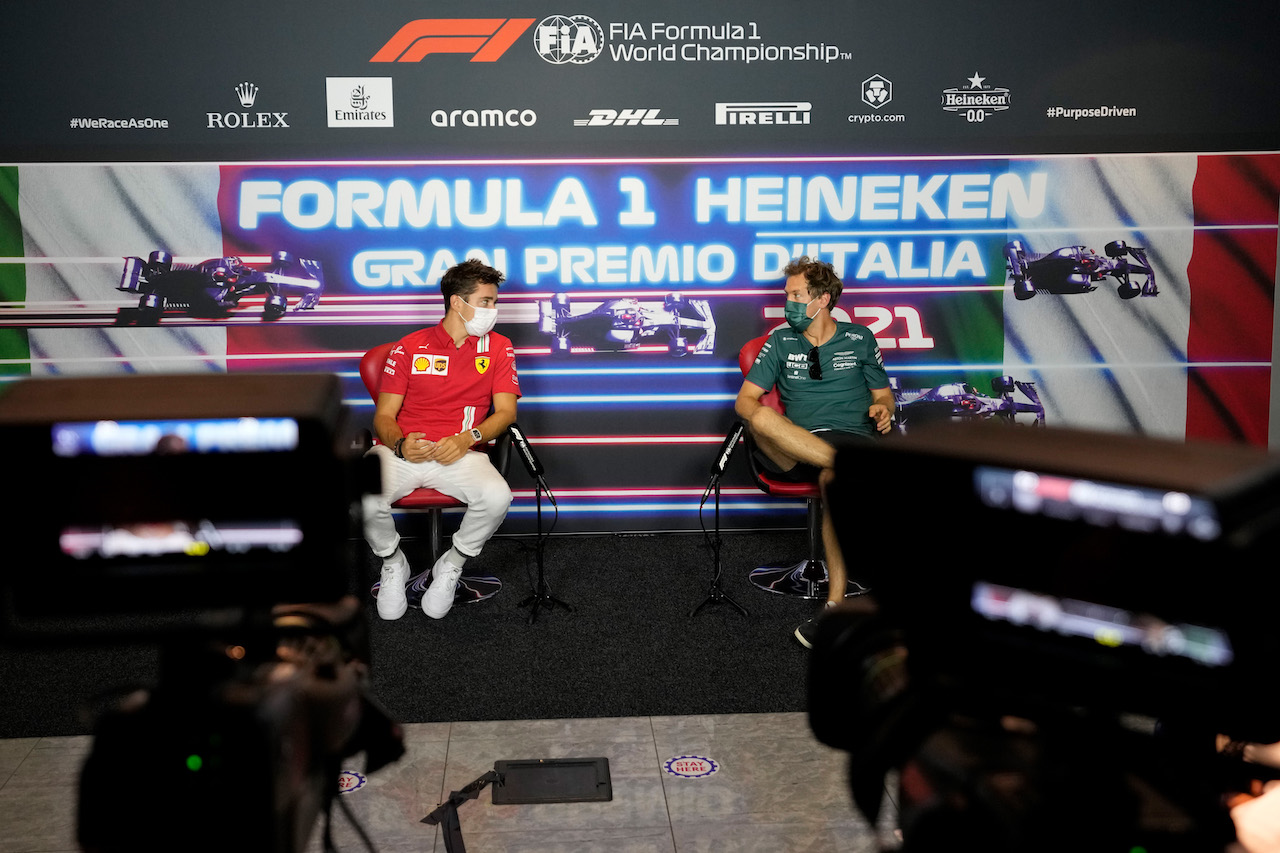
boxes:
[365,258,522,620]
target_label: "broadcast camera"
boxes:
[811,422,1280,851]
[0,372,402,852]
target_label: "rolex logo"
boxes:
[208,81,289,128]
[235,82,259,108]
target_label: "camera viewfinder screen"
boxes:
[974,465,1221,541]
[969,465,1234,669]
[970,580,1234,669]
[59,520,303,561]
[51,417,299,457]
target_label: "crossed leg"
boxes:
[744,407,849,605]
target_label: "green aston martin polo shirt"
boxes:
[745,322,889,437]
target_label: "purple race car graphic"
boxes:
[118,250,324,323]
[892,375,1045,432]
[538,293,715,356]
[1004,239,1157,301]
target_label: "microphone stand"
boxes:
[509,424,573,624]
[691,423,748,618]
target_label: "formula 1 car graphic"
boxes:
[891,375,1045,431]
[118,250,324,323]
[537,292,715,356]
[1004,239,1157,301]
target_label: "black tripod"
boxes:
[518,475,572,623]
[691,422,748,617]
[508,423,573,624]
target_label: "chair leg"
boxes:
[749,498,867,599]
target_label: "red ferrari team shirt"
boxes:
[380,324,522,442]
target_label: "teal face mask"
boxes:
[784,299,816,332]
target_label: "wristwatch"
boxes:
[468,428,483,444]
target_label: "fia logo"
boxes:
[535,15,603,64]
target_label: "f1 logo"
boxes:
[371,18,535,62]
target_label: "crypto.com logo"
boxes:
[371,18,535,62]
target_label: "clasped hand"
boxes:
[400,431,471,465]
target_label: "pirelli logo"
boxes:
[714,101,811,126]
[371,18,536,63]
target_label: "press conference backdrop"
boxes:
[2,1,1278,532]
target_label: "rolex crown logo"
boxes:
[235,82,259,108]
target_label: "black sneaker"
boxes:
[794,601,837,649]
[794,617,819,649]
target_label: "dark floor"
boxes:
[0,529,827,738]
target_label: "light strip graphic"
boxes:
[501,502,800,514]
[523,435,732,445]
[401,486,806,516]
[515,487,758,497]
[2,356,1265,372]
[514,393,737,405]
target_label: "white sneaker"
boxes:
[423,553,464,619]
[376,553,410,620]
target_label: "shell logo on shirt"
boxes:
[412,354,449,375]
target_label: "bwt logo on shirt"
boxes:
[371,18,535,62]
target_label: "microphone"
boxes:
[708,421,746,484]
[508,423,555,506]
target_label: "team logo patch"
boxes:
[412,354,449,375]
[663,755,720,779]
[475,356,491,374]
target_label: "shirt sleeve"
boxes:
[493,337,522,398]
[862,338,889,390]
[379,341,410,396]
[743,333,782,391]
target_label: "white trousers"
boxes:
[362,444,512,560]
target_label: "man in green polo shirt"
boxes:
[735,256,894,648]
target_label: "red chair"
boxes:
[360,341,508,606]
[737,335,868,599]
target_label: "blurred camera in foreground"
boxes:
[811,422,1280,852]
[0,373,401,852]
